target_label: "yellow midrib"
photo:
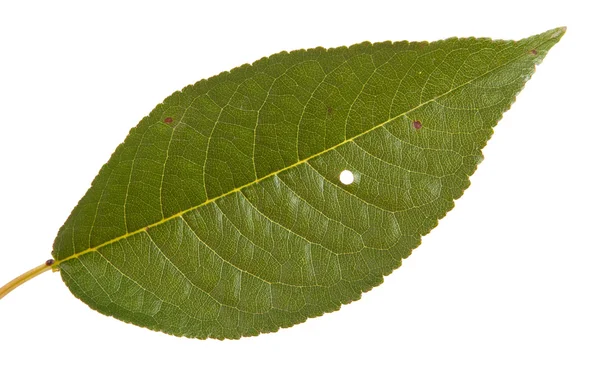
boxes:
[54,44,538,266]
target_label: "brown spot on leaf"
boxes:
[45,259,55,266]
[164,117,173,124]
[412,120,422,130]
[529,49,538,55]
[326,106,334,116]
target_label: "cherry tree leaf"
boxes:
[52,28,565,339]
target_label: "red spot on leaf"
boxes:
[164,117,173,124]
[412,120,422,130]
[45,259,55,266]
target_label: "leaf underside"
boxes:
[53,28,564,339]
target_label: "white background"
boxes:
[0,1,598,389]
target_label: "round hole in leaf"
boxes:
[339,170,354,185]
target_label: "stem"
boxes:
[0,261,54,300]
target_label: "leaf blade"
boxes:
[55,28,565,339]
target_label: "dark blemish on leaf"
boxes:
[326,106,334,116]
[412,120,422,130]
[164,117,173,124]
[529,49,538,55]
[45,259,55,266]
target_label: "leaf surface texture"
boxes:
[53,28,564,339]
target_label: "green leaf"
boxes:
[52,28,564,339]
